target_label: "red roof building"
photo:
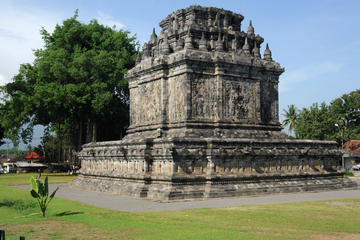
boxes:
[342,140,360,156]
[25,151,43,160]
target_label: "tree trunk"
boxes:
[58,122,62,164]
[85,120,96,143]
[86,121,92,143]
[92,121,97,142]
[78,120,83,151]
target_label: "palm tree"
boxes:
[282,104,298,136]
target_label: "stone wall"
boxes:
[78,138,343,180]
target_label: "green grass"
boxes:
[0,173,77,185]
[0,173,360,239]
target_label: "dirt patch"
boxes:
[308,233,360,240]
[242,225,360,240]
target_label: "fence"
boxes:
[0,230,25,240]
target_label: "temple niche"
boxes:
[73,6,356,201]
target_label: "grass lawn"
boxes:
[0,173,360,239]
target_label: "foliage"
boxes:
[330,89,360,140]
[30,176,59,217]
[295,102,336,140]
[281,104,298,136]
[284,89,360,143]
[0,10,137,152]
[0,146,24,157]
[344,172,354,177]
[0,198,37,212]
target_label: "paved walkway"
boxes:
[16,178,360,212]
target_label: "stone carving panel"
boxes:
[260,76,277,124]
[168,76,186,121]
[137,80,161,124]
[191,76,218,120]
[130,88,138,125]
[223,80,257,121]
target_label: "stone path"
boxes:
[16,178,360,212]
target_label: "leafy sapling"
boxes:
[30,176,59,217]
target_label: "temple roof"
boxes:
[127,5,284,78]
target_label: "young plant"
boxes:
[30,176,59,217]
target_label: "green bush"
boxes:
[30,176,59,217]
[0,198,37,211]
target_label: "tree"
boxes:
[330,89,360,141]
[282,104,298,136]
[0,11,137,156]
[291,89,360,144]
[295,102,336,140]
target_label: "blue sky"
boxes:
[0,0,359,147]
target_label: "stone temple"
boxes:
[73,6,356,201]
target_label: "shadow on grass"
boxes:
[55,211,84,216]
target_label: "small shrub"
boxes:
[0,198,37,211]
[30,176,59,217]
[344,172,354,177]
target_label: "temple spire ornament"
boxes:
[247,20,254,35]
[150,28,157,44]
[231,37,237,51]
[162,34,171,54]
[264,43,272,60]
[242,37,250,54]
[184,28,193,49]
[135,50,141,64]
[253,40,260,58]
[199,32,207,51]
[142,43,150,57]
[175,37,184,51]
[210,34,215,50]
[215,32,223,50]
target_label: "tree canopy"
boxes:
[0,11,138,152]
[282,89,360,144]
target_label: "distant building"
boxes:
[1,151,47,173]
[342,140,360,171]
[25,151,44,162]
[15,161,47,172]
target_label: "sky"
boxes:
[0,0,359,148]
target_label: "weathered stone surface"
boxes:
[73,6,357,200]
[124,5,284,140]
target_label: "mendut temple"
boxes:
[73,6,357,201]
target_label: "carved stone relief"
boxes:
[191,76,218,120]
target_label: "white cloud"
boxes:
[0,1,65,147]
[0,74,7,86]
[0,1,63,87]
[96,11,125,30]
[279,62,343,93]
